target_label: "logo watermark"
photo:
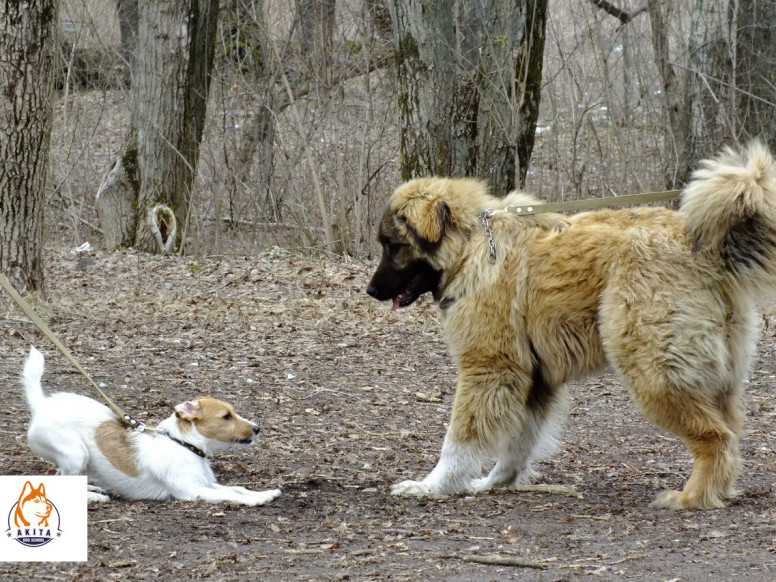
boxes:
[1,476,86,562]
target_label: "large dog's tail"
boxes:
[22,347,47,413]
[681,141,776,295]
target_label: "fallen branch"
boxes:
[511,484,583,498]
[447,554,547,569]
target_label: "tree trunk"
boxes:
[96,0,219,253]
[686,0,735,165]
[648,0,691,188]
[650,0,775,186]
[225,0,281,222]
[391,0,547,195]
[735,0,776,151]
[297,0,335,86]
[116,0,138,87]
[0,0,58,293]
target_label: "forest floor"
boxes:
[2,247,776,581]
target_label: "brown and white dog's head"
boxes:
[173,397,259,454]
[366,177,491,309]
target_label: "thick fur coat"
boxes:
[367,142,776,509]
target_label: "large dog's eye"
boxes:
[222,412,233,421]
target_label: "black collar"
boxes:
[161,432,208,458]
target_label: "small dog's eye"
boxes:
[222,413,233,421]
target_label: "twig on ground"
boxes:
[512,484,583,498]
[441,554,547,568]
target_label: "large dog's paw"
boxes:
[651,489,725,510]
[390,480,434,497]
[469,477,491,493]
[250,488,282,506]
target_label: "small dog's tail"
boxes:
[681,141,776,295]
[22,347,47,413]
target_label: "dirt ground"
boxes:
[2,247,776,581]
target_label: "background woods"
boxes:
[4,0,776,269]
[3,3,776,579]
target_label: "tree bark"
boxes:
[686,0,735,165]
[648,0,691,188]
[0,0,58,293]
[735,0,776,151]
[297,0,335,86]
[96,0,219,253]
[116,0,138,86]
[391,0,547,195]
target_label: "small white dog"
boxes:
[22,346,281,506]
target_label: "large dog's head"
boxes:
[366,177,489,309]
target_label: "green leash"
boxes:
[499,189,682,216]
[480,189,683,263]
[0,271,147,432]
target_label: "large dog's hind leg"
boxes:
[634,381,742,510]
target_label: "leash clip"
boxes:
[123,414,146,432]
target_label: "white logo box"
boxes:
[1,476,87,562]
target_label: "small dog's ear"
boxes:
[174,400,203,421]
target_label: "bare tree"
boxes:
[648,0,691,188]
[297,0,336,85]
[96,0,219,253]
[648,0,775,187]
[0,0,58,293]
[220,0,393,249]
[686,0,734,164]
[391,0,548,195]
[735,0,776,151]
[116,0,139,86]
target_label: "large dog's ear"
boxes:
[410,197,450,247]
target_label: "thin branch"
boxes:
[265,31,335,253]
[443,554,547,569]
[670,62,776,108]
[587,0,648,25]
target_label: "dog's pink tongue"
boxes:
[392,297,401,310]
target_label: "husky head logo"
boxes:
[5,481,61,548]
[14,482,52,528]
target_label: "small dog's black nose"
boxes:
[366,283,378,298]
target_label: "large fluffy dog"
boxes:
[367,142,776,509]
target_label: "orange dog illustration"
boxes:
[14,481,52,528]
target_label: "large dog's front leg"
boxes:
[391,433,484,497]
[392,374,526,497]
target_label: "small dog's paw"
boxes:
[390,480,433,497]
[251,488,281,506]
[87,491,110,503]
